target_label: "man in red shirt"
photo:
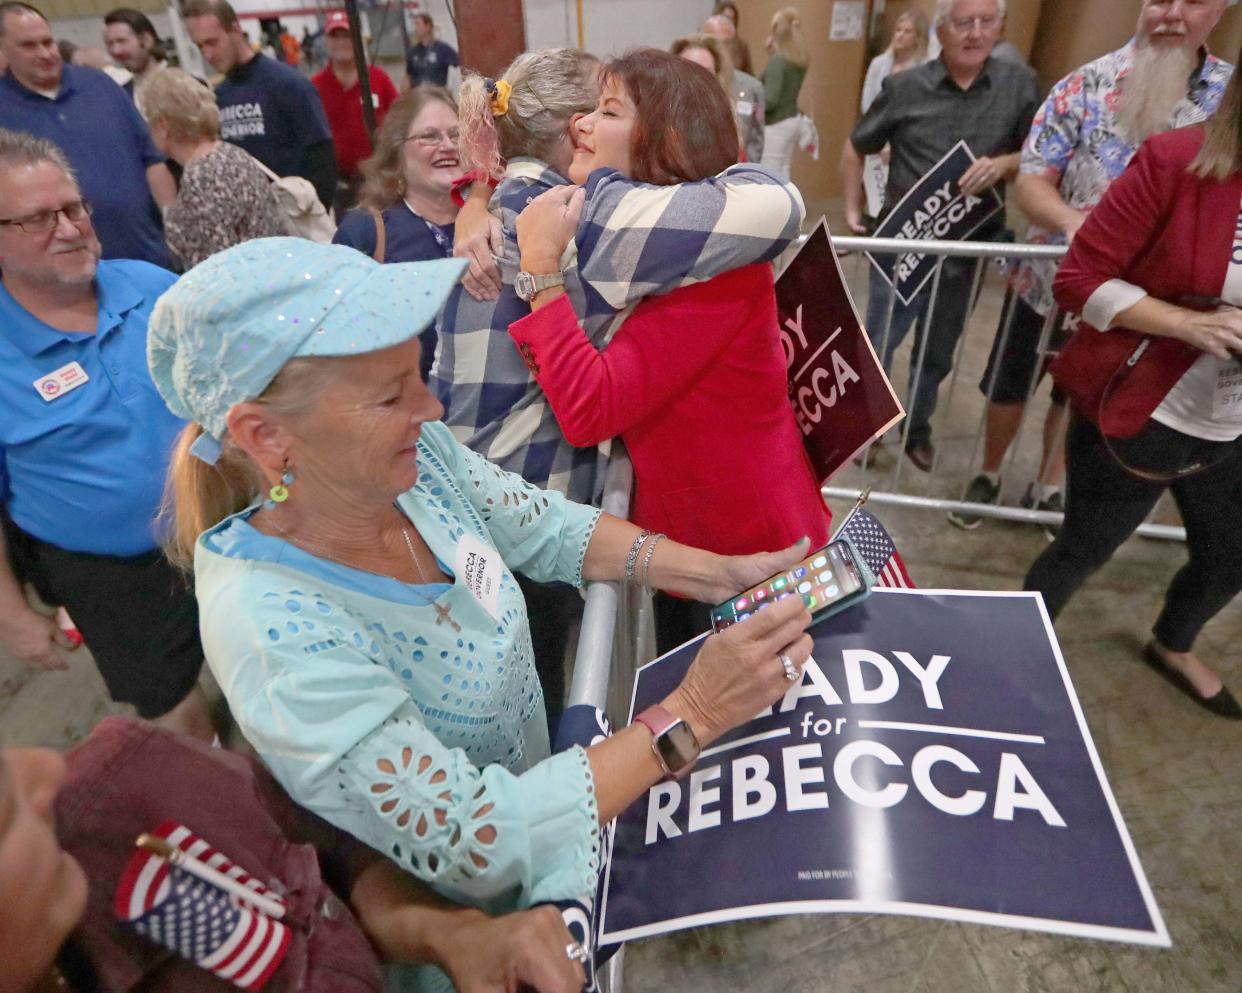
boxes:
[312,10,398,216]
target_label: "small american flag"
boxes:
[114,821,290,990]
[838,508,915,589]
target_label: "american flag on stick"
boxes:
[115,820,290,990]
[836,506,915,589]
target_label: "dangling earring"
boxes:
[264,468,295,510]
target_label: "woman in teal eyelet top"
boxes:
[148,237,816,991]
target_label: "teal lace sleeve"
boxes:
[335,706,600,911]
[421,422,603,586]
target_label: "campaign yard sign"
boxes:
[870,141,1004,305]
[598,590,1168,949]
[774,219,904,482]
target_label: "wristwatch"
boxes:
[514,269,565,301]
[633,704,701,780]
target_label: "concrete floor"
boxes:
[2,205,1239,992]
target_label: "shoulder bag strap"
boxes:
[366,207,386,264]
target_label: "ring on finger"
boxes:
[565,941,590,963]
[780,652,800,682]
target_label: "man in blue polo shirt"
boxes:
[405,13,457,88]
[0,129,212,740]
[0,1,174,268]
[184,0,336,210]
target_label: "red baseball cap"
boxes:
[324,10,350,34]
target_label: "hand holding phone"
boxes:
[709,539,870,633]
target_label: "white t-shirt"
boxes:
[1151,206,1242,441]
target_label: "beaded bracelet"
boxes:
[625,530,652,581]
[640,532,666,594]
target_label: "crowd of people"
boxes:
[1,0,1240,989]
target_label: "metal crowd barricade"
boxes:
[809,235,1187,541]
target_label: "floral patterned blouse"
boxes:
[164,141,289,269]
[1010,40,1231,316]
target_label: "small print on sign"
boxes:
[33,361,89,402]
[455,532,504,621]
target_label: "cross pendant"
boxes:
[434,602,461,632]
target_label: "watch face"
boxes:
[656,720,700,773]
[514,271,534,301]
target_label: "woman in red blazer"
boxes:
[1025,94,1242,720]
[510,49,830,651]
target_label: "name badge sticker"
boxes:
[736,99,754,118]
[1213,361,1242,422]
[454,532,505,621]
[33,361,89,402]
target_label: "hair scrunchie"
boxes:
[486,78,512,116]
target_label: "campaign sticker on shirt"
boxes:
[33,361,89,402]
[1213,361,1242,422]
[455,532,504,620]
[736,99,755,118]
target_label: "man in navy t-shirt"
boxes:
[0,2,173,268]
[405,13,458,88]
[184,0,336,209]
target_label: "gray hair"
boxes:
[0,127,75,183]
[934,0,1005,27]
[458,47,600,181]
[137,67,220,140]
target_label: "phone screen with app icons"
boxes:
[710,540,866,633]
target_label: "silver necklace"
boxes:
[262,511,460,632]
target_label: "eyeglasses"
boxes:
[0,199,93,235]
[403,128,460,147]
[947,13,1000,32]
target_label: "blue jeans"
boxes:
[865,251,985,450]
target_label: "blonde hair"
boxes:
[137,67,219,141]
[1191,53,1242,181]
[770,7,808,69]
[457,48,600,181]
[357,85,456,211]
[670,33,734,96]
[889,10,930,61]
[160,357,336,570]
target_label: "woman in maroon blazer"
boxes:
[1024,83,1242,720]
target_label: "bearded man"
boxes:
[949,0,1232,533]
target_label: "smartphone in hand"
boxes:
[709,539,870,633]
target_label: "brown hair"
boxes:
[457,47,600,181]
[357,85,456,210]
[1191,52,1242,181]
[181,0,239,31]
[161,357,336,570]
[601,48,738,186]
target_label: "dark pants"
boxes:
[866,250,985,450]
[1024,414,1242,651]
[517,574,583,735]
[4,517,203,718]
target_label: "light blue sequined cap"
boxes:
[147,237,467,462]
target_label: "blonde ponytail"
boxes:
[160,423,263,571]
